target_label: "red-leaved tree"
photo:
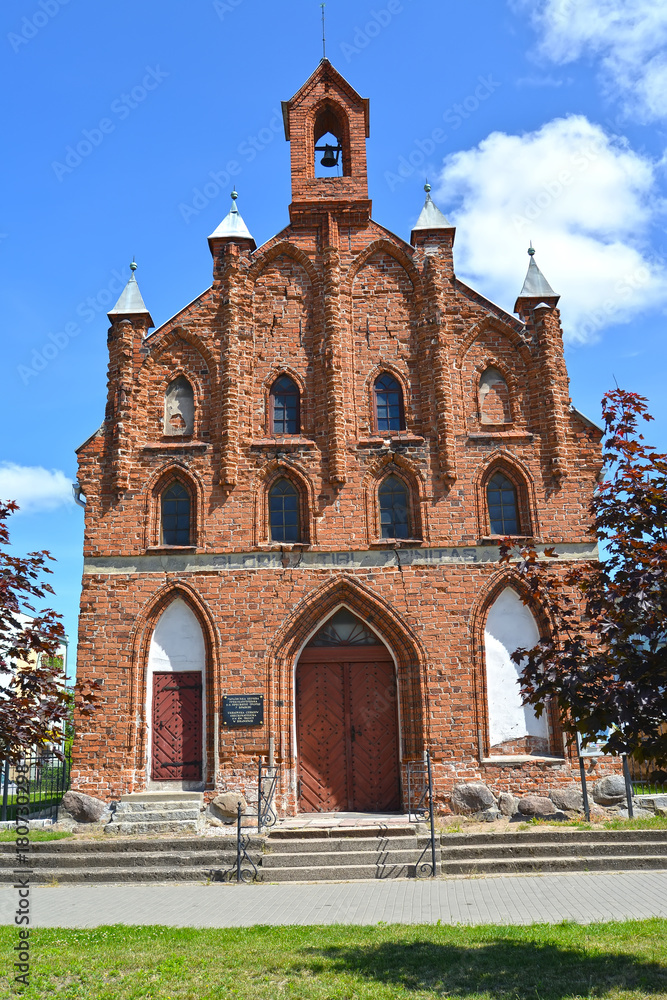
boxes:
[500,388,667,766]
[0,500,100,762]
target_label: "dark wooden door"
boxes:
[152,671,203,781]
[296,647,400,812]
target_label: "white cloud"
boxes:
[435,115,667,343]
[0,464,74,514]
[511,0,667,121]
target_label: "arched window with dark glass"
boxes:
[161,482,191,546]
[379,474,410,539]
[270,375,300,435]
[374,373,405,432]
[268,478,300,542]
[487,472,519,535]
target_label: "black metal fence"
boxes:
[627,758,667,797]
[1,749,71,823]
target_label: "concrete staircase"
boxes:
[3,826,666,885]
[441,829,667,875]
[104,792,204,836]
[0,836,262,885]
[261,825,436,881]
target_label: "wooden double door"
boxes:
[296,646,401,812]
[151,671,203,781]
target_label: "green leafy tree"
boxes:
[0,500,100,762]
[500,388,667,766]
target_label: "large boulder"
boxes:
[549,786,584,812]
[60,791,109,824]
[518,794,556,818]
[498,792,520,817]
[592,775,627,806]
[450,783,496,815]
[209,793,247,821]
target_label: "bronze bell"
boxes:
[320,144,339,168]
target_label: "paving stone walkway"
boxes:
[1,871,666,928]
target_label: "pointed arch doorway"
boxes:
[295,609,401,812]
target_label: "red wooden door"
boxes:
[296,648,400,812]
[152,671,203,781]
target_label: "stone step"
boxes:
[0,836,250,854]
[269,825,416,840]
[107,808,201,823]
[0,867,221,885]
[261,863,438,882]
[119,792,204,804]
[4,851,250,870]
[443,841,667,860]
[265,835,420,854]
[105,820,200,836]
[263,848,428,869]
[441,855,667,875]
[440,829,667,846]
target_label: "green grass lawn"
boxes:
[0,828,71,842]
[1,920,666,999]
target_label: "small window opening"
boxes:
[487,472,519,535]
[270,375,300,435]
[269,478,300,543]
[379,474,410,539]
[161,482,191,546]
[374,373,406,432]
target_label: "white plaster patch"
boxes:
[484,587,548,748]
[145,598,206,785]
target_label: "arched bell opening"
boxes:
[295,607,401,813]
[313,103,348,178]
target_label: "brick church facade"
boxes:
[72,61,611,814]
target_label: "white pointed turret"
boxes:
[515,244,559,312]
[410,181,456,251]
[108,261,154,326]
[208,190,256,250]
[412,183,453,234]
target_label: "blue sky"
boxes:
[2,0,666,676]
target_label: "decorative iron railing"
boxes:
[210,802,259,883]
[257,761,280,833]
[405,750,438,878]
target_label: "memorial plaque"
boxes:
[222,694,264,727]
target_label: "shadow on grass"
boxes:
[299,938,667,998]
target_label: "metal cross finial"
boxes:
[321,3,326,59]
[528,241,536,256]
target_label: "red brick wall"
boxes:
[72,61,616,811]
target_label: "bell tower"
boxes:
[282,59,371,223]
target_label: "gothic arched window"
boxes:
[374,373,405,433]
[164,376,195,436]
[270,375,300,435]
[487,472,519,535]
[268,478,300,543]
[161,482,191,546]
[379,474,410,539]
